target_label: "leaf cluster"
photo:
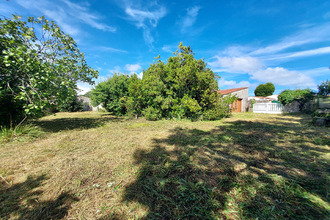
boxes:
[0,15,98,126]
[91,74,130,116]
[126,43,221,120]
[317,80,329,96]
[254,82,275,97]
[91,43,236,120]
[278,89,314,105]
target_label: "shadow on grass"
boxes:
[0,174,78,219]
[111,116,329,219]
[32,115,123,133]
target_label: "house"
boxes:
[248,95,279,103]
[77,96,104,111]
[218,87,249,112]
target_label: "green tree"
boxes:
[58,95,84,112]
[83,91,93,98]
[0,15,98,126]
[254,82,275,96]
[317,80,329,96]
[91,74,130,115]
[128,43,221,120]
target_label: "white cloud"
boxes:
[124,4,167,47]
[137,72,143,79]
[16,0,116,37]
[251,67,316,87]
[268,46,330,60]
[62,0,116,32]
[76,75,111,95]
[209,56,264,73]
[125,64,141,72]
[218,78,255,88]
[180,6,200,33]
[162,43,181,53]
[108,65,121,74]
[162,46,172,53]
[250,22,330,55]
[97,46,127,53]
[76,82,93,95]
[300,67,330,77]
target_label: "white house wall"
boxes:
[224,88,249,112]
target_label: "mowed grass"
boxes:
[0,112,329,219]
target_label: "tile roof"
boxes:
[217,87,248,95]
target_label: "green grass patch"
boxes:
[0,112,329,219]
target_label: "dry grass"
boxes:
[0,112,329,219]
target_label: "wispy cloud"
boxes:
[267,46,330,60]
[210,22,330,89]
[16,0,116,37]
[62,0,116,32]
[324,12,330,19]
[209,56,264,73]
[125,64,141,72]
[180,6,200,33]
[250,22,330,55]
[124,3,167,47]
[162,44,179,53]
[108,65,121,74]
[300,67,330,77]
[97,46,127,53]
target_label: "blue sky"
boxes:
[1,0,329,96]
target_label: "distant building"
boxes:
[218,87,249,112]
[248,94,279,103]
[77,96,104,111]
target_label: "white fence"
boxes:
[253,103,284,114]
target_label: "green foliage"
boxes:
[317,80,329,96]
[143,106,162,121]
[278,89,314,107]
[127,42,220,120]
[0,15,98,126]
[254,82,275,96]
[0,123,43,143]
[83,91,93,98]
[58,95,84,112]
[91,74,130,116]
[203,94,238,120]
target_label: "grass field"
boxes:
[0,112,329,219]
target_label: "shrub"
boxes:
[143,106,162,121]
[58,96,84,112]
[203,94,238,120]
[278,89,313,105]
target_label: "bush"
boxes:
[181,95,202,120]
[278,89,313,105]
[91,74,130,116]
[127,43,219,121]
[203,94,238,120]
[58,96,84,112]
[143,106,162,121]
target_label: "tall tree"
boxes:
[128,43,220,120]
[254,82,275,96]
[91,74,130,116]
[0,15,98,126]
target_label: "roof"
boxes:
[217,87,248,95]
